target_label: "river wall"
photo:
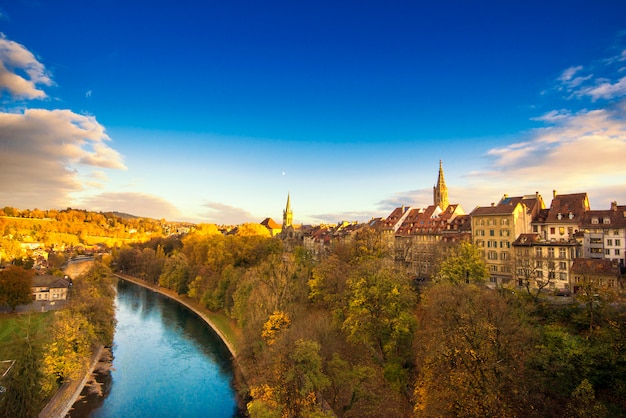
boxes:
[38,345,104,418]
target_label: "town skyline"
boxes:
[1,1,626,225]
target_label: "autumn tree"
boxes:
[42,309,96,391]
[159,253,190,294]
[435,241,488,284]
[0,265,34,311]
[414,283,540,417]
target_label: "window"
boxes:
[548,248,555,258]
[535,248,542,258]
[559,262,567,270]
[476,229,485,236]
[607,239,613,246]
[616,239,621,246]
[488,251,498,260]
[568,227,573,236]
[536,260,542,268]
[500,252,509,260]
[501,218,509,226]
[537,270,543,278]
[548,271,556,280]
[605,249,611,255]
[603,218,611,224]
[616,249,621,256]
[559,248,566,258]
[609,279,616,288]
[490,265,498,272]
[590,237,602,244]
[489,230,495,236]
[614,229,620,236]
[550,227,556,234]
[533,225,538,233]
[559,272,567,281]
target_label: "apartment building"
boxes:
[580,201,626,266]
[470,193,545,285]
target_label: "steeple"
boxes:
[433,160,449,211]
[282,192,293,229]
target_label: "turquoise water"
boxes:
[86,280,240,418]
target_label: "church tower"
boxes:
[433,160,449,211]
[282,193,293,229]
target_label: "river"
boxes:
[68,279,241,418]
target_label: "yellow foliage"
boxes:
[262,311,291,346]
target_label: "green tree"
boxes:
[0,315,45,418]
[0,266,34,311]
[435,241,488,284]
[342,259,416,392]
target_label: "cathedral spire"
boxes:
[283,192,293,229]
[433,160,449,211]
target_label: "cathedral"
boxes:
[433,159,449,211]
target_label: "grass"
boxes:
[204,310,243,354]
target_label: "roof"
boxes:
[544,192,589,224]
[471,193,544,216]
[571,259,618,276]
[32,275,70,289]
[260,217,281,229]
[579,203,626,229]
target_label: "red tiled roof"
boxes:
[545,192,589,223]
[571,258,618,275]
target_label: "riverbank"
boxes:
[113,274,242,358]
[38,345,104,418]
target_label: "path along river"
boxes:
[68,279,242,418]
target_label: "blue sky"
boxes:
[1,1,626,224]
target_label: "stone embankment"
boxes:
[38,345,104,418]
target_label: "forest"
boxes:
[112,224,626,418]
[0,206,184,257]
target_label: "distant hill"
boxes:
[105,211,141,220]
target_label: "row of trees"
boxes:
[0,261,116,417]
[112,226,626,417]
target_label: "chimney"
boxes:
[553,190,557,199]
[611,201,618,211]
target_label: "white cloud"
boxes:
[0,108,126,209]
[577,76,626,101]
[478,101,626,204]
[0,33,53,99]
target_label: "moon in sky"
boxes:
[282,171,286,176]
